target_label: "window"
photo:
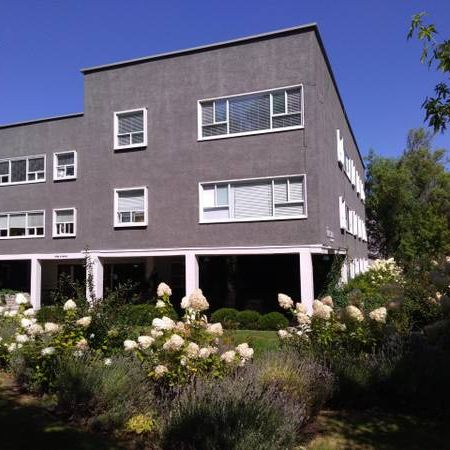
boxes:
[114,187,148,227]
[200,175,306,223]
[53,208,76,237]
[0,211,45,239]
[114,108,147,149]
[199,85,303,140]
[54,151,77,180]
[0,155,46,186]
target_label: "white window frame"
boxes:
[0,210,45,240]
[113,108,148,150]
[0,155,46,187]
[53,208,77,238]
[114,186,148,228]
[197,84,304,141]
[199,174,307,224]
[53,151,78,181]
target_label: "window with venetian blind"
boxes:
[199,85,303,139]
[200,175,306,223]
[54,151,77,180]
[114,108,147,149]
[53,208,76,237]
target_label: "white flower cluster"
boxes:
[157,282,172,298]
[63,299,77,311]
[369,307,387,324]
[181,289,209,312]
[345,305,364,322]
[312,300,333,320]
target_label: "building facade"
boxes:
[0,24,368,312]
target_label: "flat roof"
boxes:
[0,112,83,130]
[81,23,317,74]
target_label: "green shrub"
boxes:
[117,304,177,327]
[258,312,289,330]
[237,310,261,330]
[211,308,239,329]
[36,305,66,323]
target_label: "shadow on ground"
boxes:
[306,409,450,450]
[0,374,123,450]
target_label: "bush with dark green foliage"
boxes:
[236,310,262,330]
[210,308,239,329]
[36,305,66,324]
[258,312,289,331]
[117,303,177,327]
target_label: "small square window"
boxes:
[54,151,77,181]
[114,109,148,150]
[114,187,148,227]
[53,208,76,238]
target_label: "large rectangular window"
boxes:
[114,187,148,227]
[0,211,45,239]
[114,108,147,150]
[0,155,46,186]
[198,85,303,140]
[200,175,306,223]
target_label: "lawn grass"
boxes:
[0,372,123,450]
[304,409,450,450]
[224,329,279,356]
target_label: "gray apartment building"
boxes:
[0,23,368,312]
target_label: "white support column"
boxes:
[87,255,104,303]
[299,251,314,314]
[30,258,42,310]
[185,252,199,296]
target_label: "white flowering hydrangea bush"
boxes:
[0,297,96,391]
[341,258,405,311]
[123,284,254,386]
[276,293,391,356]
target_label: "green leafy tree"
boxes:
[366,128,450,268]
[408,12,450,132]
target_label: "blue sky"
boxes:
[0,0,449,159]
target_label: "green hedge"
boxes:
[211,308,288,331]
[36,305,66,323]
[116,303,177,326]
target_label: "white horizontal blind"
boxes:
[289,177,303,201]
[118,190,145,212]
[203,207,229,221]
[0,215,7,228]
[10,214,26,227]
[274,180,288,203]
[28,212,44,227]
[233,181,272,219]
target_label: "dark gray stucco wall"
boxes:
[0,27,367,257]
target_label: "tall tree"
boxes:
[408,13,450,133]
[366,128,450,268]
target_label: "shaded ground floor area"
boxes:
[0,248,369,312]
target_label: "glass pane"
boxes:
[66,166,75,176]
[120,212,131,223]
[10,227,26,236]
[118,135,131,146]
[118,190,145,212]
[0,161,9,175]
[28,157,44,172]
[287,89,301,113]
[57,153,74,166]
[274,179,288,203]
[216,185,228,206]
[202,186,215,207]
[56,210,74,223]
[272,114,301,129]
[202,123,227,137]
[131,132,144,144]
[28,213,44,227]
[272,92,286,115]
[133,212,145,223]
[214,100,227,122]
[11,159,27,182]
[57,167,66,178]
[118,111,144,134]
[202,102,214,125]
[229,94,270,134]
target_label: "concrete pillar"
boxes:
[299,251,314,314]
[185,252,199,296]
[30,258,42,310]
[87,255,104,303]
